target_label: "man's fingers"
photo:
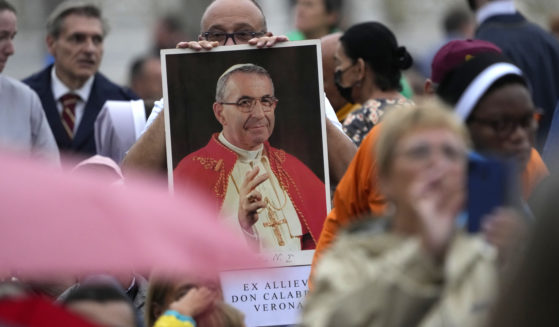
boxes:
[244,191,266,214]
[257,37,273,48]
[246,200,266,212]
[242,166,269,192]
[175,40,219,50]
[176,41,190,48]
[199,40,219,49]
[249,172,269,191]
[246,190,262,204]
[244,166,260,181]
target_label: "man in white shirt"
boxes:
[121,0,356,185]
[0,0,59,164]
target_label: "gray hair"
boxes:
[46,1,109,38]
[215,63,273,102]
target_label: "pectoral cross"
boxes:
[263,204,288,246]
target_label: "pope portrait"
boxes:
[174,63,327,251]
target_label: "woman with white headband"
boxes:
[436,52,548,200]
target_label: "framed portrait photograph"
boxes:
[162,39,330,249]
[162,40,330,326]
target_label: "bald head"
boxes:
[321,32,347,111]
[200,0,267,35]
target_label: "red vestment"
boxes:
[174,133,327,249]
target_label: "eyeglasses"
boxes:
[200,31,266,44]
[468,110,540,138]
[219,96,278,113]
[397,144,467,164]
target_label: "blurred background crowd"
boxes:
[4,0,559,85]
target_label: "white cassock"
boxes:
[218,133,303,251]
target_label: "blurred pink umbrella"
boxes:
[0,151,258,279]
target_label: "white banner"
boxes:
[221,265,311,327]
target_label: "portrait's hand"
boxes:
[168,286,216,318]
[411,169,465,262]
[238,166,269,231]
[248,32,289,48]
[483,207,527,264]
[176,40,219,51]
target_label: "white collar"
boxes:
[51,66,94,101]
[477,1,516,24]
[218,132,263,161]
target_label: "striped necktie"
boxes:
[59,93,80,139]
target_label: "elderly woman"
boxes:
[301,101,498,327]
[335,21,414,145]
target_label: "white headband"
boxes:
[454,62,523,121]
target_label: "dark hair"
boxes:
[290,0,342,13]
[129,56,146,84]
[340,21,412,92]
[145,278,175,327]
[0,0,16,14]
[63,283,140,327]
[215,63,272,102]
[324,0,343,13]
[324,0,343,29]
[47,1,108,38]
[63,283,131,305]
[479,74,527,103]
[442,6,473,35]
[129,54,159,84]
[160,14,184,33]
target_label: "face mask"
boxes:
[334,69,355,104]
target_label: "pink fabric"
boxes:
[72,155,124,180]
[0,151,258,279]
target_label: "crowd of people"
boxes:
[2,0,559,326]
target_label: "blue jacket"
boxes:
[23,65,138,155]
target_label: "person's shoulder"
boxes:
[22,65,52,87]
[316,217,402,272]
[266,144,291,162]
[2,75,32,92]
[175,136,229,172]
[341,216,391,236]
[93,72,139,100]
[1,75,41,101]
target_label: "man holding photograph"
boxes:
[121,0,356,185]
[174,63,326,251]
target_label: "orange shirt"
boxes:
[311,126,549,270]
[311,125,386,269]
[521,148,549,200]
